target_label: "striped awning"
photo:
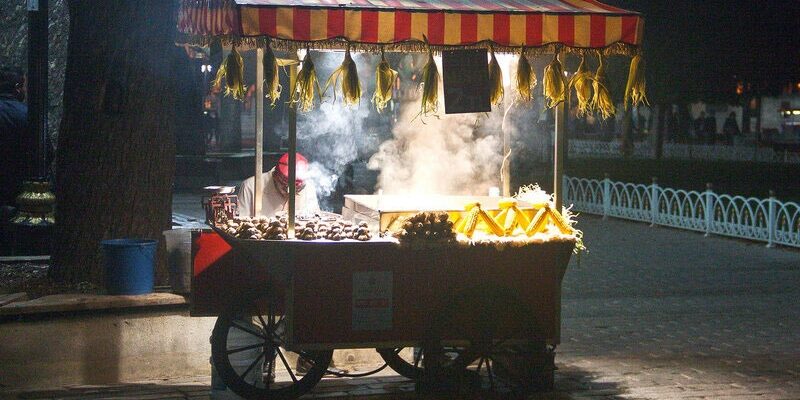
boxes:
[178,0,644,54]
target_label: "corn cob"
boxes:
[543,54,566,108]
[503,206,518,235]
[418,42,440,117]
[569,55,593,117]
[213,46,246,100]
[512,206,532,229]
[548,207,575,234]
[373,50,398,113]
[290,50,323,112]
[624,54,649,109]
[325,46,362,106]
[462,204,481,238]
[525,206,550,236]
[591,53,615,120]
[479,208,506,237]
[488,47,504,106]
[515,47,536,102]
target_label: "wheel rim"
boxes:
[376,346,465,380]
[211,296,332,400]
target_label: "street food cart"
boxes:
[179,0,645,398]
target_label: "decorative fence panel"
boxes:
[564,175,800,248]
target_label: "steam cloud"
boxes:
[368,106,504,195]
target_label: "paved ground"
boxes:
[7,213,800,399]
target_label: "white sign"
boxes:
[27,0,39,11]
[352,271,393,331]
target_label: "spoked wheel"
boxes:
[211,294,333,400]
[425,287,550,396]
[454,341,555,394]
[376,346,466,380]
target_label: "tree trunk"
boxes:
[621,108,634,157]
[655,103,666,159]
[50,1,176,285]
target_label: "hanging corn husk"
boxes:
[263,43,281,107]
[569,56,593,116]
[419,44,440,116]
[325,46,362,106]
[488,47,504,106]
[213,46,245,100]
[624,54,649,109]
[373,49,398,113]
[290,50,323,112]
[591,53,615,120]
[515,47,537,102]
[542,54,566,108]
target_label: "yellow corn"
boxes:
[373,50,398,113]
[325,46,361,106]
[463,207,481,238]
[515,47,536,102]
[548,207,575,234]
[525,206,549,236]
[419,44,440,117]
[479,209,506,237]
[488,48,504,106]
[513,206,532,229]
[543,54,566,108]
[569,55,593,117]
[591,53,615,120]
[502,207,518,235]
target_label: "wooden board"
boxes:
[0,292,188,316]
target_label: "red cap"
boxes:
[276,152,309,183]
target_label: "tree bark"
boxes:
[50,1,177,285]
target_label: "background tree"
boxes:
[50,0,177,284]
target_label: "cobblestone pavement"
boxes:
[7,215,800,399]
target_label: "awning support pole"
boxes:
[553,54,566,212]
[253,48,264,217]
[287,54,299,239]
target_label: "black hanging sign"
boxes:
[442,49,491,114]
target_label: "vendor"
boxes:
[237,152,320,217]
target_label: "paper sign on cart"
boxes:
[352,271,392,331]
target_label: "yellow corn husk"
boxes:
[525,206,550,236]
[569,56,593,117]
[479,209,506,237]
[290,51,323,112]
[624,54,649,109]
[543,55,566,109]
[488,48,504,106]
[515,48,537,102]
[325,46,362,107]
[513,206,532,229]
[591,54,615,120]
[453,214,468,233]
[548,207,575,234]
[462,207,481,238]
[373,50,398,113]
[419,47,440,116]
[263,44,282,107]
[213,47,246,100]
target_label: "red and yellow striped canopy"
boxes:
[178,0,643,54]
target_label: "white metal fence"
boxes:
[563,175,800,248]
[569,140,800,164]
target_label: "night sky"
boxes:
[604,0,800,103]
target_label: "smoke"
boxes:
[368,103,505,196]
[294,52,379,210]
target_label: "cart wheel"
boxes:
[376,346,465,380]
[211,295,333,400]
[429,288,548,395]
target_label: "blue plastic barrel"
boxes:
[101,239,157,295]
